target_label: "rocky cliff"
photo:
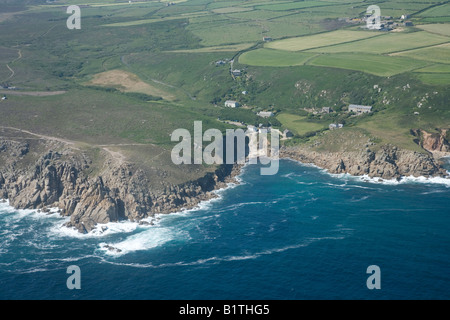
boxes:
[0,138,240,233]
[280,144,448,180]
[2,132,448,234]
[411,129,450,157]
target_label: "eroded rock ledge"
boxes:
[0,139,240,233]
[280,144,448,180]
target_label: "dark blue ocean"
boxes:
[1,159,450,300]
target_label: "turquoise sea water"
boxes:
[1,159,450,300]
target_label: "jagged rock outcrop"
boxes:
[281,144,448,180]
[0,139,240,233]
[411,129,450,156]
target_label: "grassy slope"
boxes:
[0,0,449,173]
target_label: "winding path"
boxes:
[0,126,162,164]
[3,49,22,82]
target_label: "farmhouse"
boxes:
[322,107,331,114]
[401,14,410,20]
[329,123,344,130]
[225,100,239,108]
[257,111,275,118]
[231,69,241,77]
[348,104,372,114]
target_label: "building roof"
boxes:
[349,104,372,110]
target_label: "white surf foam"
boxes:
[285,157,450,186]
[98,226,190,257]
[50,219,141,239]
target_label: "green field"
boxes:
[239,48,317,67]
[417,2,450,17]
[414,63,450,73]
[415,73,450,85]
[166,43,255,53]
[308,53,429,76]
[255,1,341,11]
[417,24,450,36]
[277,113,326,136]
[307,31,449,54]
[392,43,450,64]
[265,30,379,51]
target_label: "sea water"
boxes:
[1,159,450,300]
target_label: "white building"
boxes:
[225,100,239,108]
[257,111,275,118]
[348,104,372,114]
[231,69,241,77]
[329,123,344,130]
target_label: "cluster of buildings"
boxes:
[224,101,276,118]
[345,13,414,31]
[367,13,414,31]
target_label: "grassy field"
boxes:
[416,23,450,37]
[165,43,255,53]
[255,1,341,11]
[414,73,450,85]
[277,113,326,136]
[308,53,429,77]
[86,70,176,101]
[414,63,450,73]
[417,2,450,17]
[306,31,449,54]
[265,30,379,51]
[239,48,317,67]
[391,43,450,64]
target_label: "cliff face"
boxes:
[0,138,240,233]
[2,133,448,233]
[411,129,450,155]
[281,144,448,180]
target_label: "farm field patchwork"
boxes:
[306,31,449,54]
[265,30,381,51]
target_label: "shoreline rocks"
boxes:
[280,144,449,180]
[1,134,448,234]
[0,138,242,234]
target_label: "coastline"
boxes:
[2,135,450,235]
[1,151,449,239]
[279,144,449,181]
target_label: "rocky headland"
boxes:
[0,135,241,234]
